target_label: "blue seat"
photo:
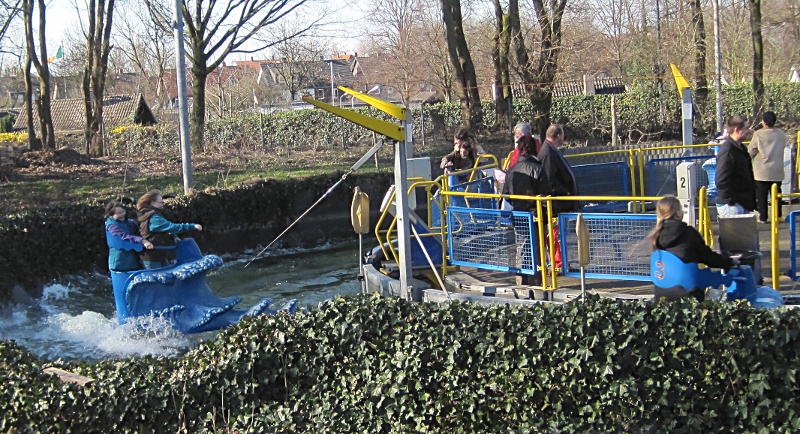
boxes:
[650,250,732,291]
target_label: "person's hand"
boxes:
[143,240,154,250]
[195,224,203,231]
[730,254,742,266]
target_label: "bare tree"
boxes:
[750,0,764,118]
[115,1,174,113]
[0,1,21,46]
[268,31,328,101]
[509,0,568,137]
[367,0,427,105]
[78,0,117,156]
[441,0,483,130]
[491,0,512,129]
[22,0,55,149]
[145,0,323,151]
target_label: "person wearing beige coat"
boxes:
[749,111,787,223]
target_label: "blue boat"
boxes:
[106,235,296,334]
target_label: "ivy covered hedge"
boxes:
[0,172,392,296]
[3,295,800,432]
[95,82,800,155]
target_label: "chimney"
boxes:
[251,56,254,61]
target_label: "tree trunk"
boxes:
[191,64,208,153]
[23,0,56,149]
[509,0,567,138]
[84,0,115,157]
[441,0,483,131]
[750,0,764,119]
[492,0,511,129]
[23,54,40,150]
[690,0,708,132]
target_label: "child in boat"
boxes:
[105,201,153,272]
[647,196,734,302]
[137,190,202,269]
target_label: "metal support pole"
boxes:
[173,0,193,193]
[681,88,693,146]
[394,138,412,300]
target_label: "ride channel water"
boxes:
[0,241,361,361]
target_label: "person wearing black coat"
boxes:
[537,124,579,215]
[502,136,551,285]
[715,115,756,215]
[649,196,734,302]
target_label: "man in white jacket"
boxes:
[749,111,787,223]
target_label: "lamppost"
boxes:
[713,0,724,133]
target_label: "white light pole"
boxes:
[172,0,193,193]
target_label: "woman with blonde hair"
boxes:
[137,190,202,269]
[648,196,733,301]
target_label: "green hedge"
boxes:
[3,295,800,432]
[98,82,800,154]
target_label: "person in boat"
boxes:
[506,122,542,170]
[440,129,479,184]
[105,201,153,272]
[137,190,203,269]
[647,196,734,302]
[501,135,551,285]
[537,124,579,273]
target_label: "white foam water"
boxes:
[1,242,361,361]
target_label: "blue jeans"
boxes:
[716,203,745,217]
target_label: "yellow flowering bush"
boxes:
[0,132,28,143]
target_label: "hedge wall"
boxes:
[98,82,800,155]
[3,295,800,433]
[0,172,392,297]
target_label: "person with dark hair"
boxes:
[749,111,787,223]
[441,129,479,184]
[506,122,542,170]
[137,190,202,269]
[715,115,756,216]
[105,201,153,272]
[648,196,734,302]
[536,124,578,271]
[502,135,551,285]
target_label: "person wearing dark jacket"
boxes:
[502,136,551,285]
[441,129,478,185]
[137,190,202,269]
[537,124,579,272]
[104,201,153,272]
[648,196,734,302]
[716,115,756,215]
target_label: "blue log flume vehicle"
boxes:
[106,235,297,334]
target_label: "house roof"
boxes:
[511,76,628,98]
[13,94,156,131]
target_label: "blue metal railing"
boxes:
[559,212,656,281]
[447,206,540,275]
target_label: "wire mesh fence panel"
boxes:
[433,177,497,227]
[572,161,629,212]
[646,156,712,196]
[790,211,800,281]
[447,206,540,275]
[559,213,656,281]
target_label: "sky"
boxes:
[41,0,367,60]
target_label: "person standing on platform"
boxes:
[715,115,756,216]
[507,122,542,170]
[537,124,579,272]
[749,111,787,223]
[502,135,551,285]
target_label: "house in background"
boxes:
[12,94,157,132]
